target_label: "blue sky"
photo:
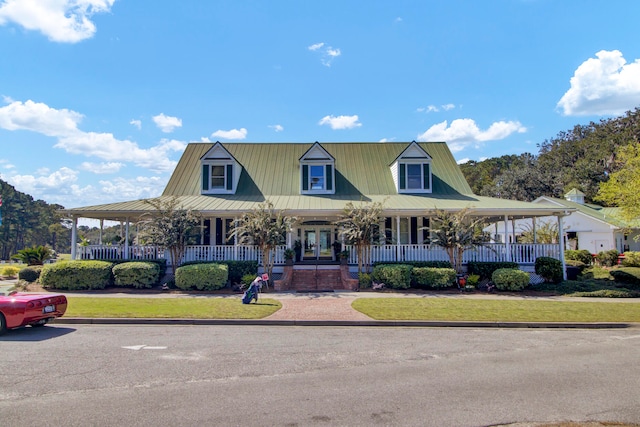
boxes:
[1,0,640,211]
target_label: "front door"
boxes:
[303,227,334,260]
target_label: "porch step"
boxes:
[291,267,342,291]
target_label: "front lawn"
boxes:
[351,298,640,322]
[65,297,281,319]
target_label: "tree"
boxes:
[11,245,53,265]
[426,208,486,274]
[335,200,384,275]
[228,201,296,285]
[138,197,202,270]
[595,142,640,222]
[516,219,559,244]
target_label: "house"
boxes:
[490,188,640,255]
[63,141,574,289]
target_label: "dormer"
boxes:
[200,142,241,194]
[299,142,335,195]
[390,142,432,193]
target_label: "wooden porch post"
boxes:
[200,217,204,245]
[124,219,130,259]
[532,217,537,244]
[99,219,104,245]
[504,215,511,261]
[396,215,401,261]
[558,214,567,280]
[71,216,78,260]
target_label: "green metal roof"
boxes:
[63,142,574,221]
[536,196,640,229]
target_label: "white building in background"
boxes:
[491,189,640,255]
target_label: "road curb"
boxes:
[54,317,636,329]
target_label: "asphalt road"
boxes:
[1,324,639,427]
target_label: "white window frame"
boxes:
[202,161,235,195]
[398,160,432,194]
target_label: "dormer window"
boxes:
[300,143,335,195]
[200,142,240,194]
[392,142,433,194]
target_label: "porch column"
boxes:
[124,219,130,259]
[396,215,401,262]
[234,217,238,261]
[532,217,537,244]
[71,216,78,260]
[504,215,511,261]
[99,219,104,245]
[200,217,204,245]
[558,214,567,280]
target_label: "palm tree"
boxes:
[11,245,53,265]
[228,201,296,285]
[335,201,384,275]
[426,207,486,274]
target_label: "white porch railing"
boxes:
[77,243,558,267]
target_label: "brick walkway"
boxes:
[265,293,371,321]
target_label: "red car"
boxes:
[0,292,67,335]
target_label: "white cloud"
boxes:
[152,113,182,133]
[211,128,247,140]
[308,42,324,51]
[557,50,640,116]
[130,119,141,130]
[417,118,526,152]
[308,41,341,67]
[79,162,124,174]
[0,99,185,173]
[269,124,284,132]
[379,138,396,143]
[0,0,115,43]
[98,175,166,200]
[318,115,362,130]
[418,104,456,113]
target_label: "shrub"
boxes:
[411,267,456,289]
[466,274,480,287]
[610,267,640,289]
[467,262,519,280]
[621,251,640,267]
[241,273,256,288]
[0,265,20,278]
[40,260,113,290]
[18,266,43,282]
[596,249,619,267]
[492,268,529,291]
[11,245,53,265]
[112,262,160,289]
[371,264,412,289]
[535,257,563,283]
[372,261,452,269]
[358,273,372,288]
[175,263,229,291]
[565,249,593,265]
[182,260,257,286]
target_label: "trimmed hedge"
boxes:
[371,264,412,289]
[40,260,113,290]
[565,249,592,265]
[180,260,257,286]
[174,263,229,291]
[610,267,640,289]
[596,249,619,267]
[492,268,529,291]
[411,267,456,289]
[621,252,640,268]
[467,262,518,280]
[18,265,43,282]
[112,261,160,289]
[373,260,452,269]
[535,257,563,284]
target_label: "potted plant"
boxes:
[284,248,295,265]
[293,240,302,262]
[339,250,350,264]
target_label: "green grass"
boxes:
[352,298,640,322]
[66,297,281,319]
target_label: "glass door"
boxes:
[303,229,317,260]
[302,227,335,260]
[318,229,333,259]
